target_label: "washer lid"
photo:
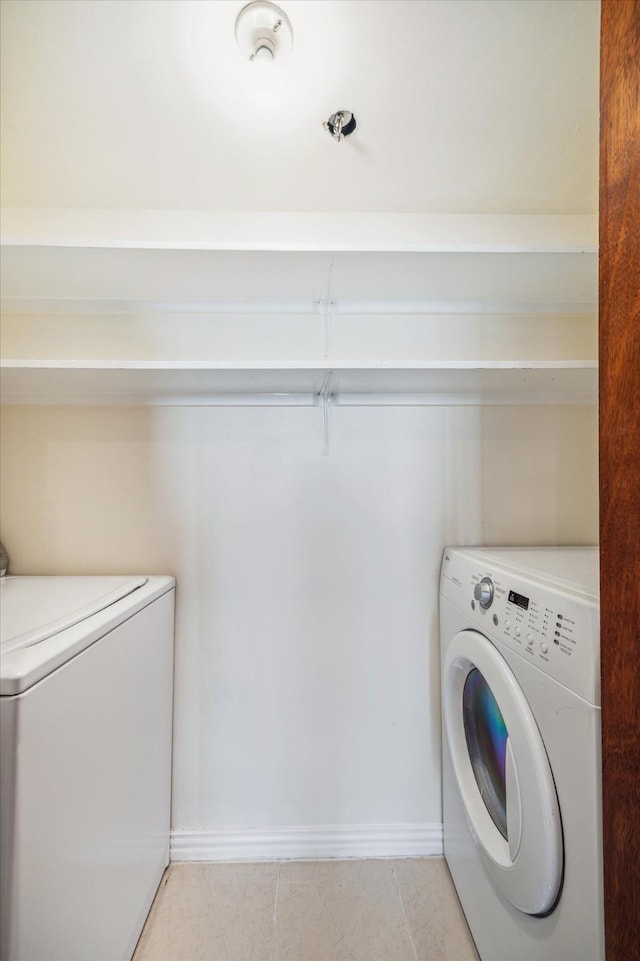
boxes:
[0,576,147,655]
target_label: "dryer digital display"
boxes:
[508,589,530,610]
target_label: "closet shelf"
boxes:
[0,360,598,407]
[0,212,597,410]
[1,210,598,253]
[0,211,597,311]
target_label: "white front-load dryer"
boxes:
[440,547,603,961]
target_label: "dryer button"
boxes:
[515,627,521,637]
[540,642,549,655]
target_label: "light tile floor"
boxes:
[133,858,479,961]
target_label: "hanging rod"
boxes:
[0,298,597,317]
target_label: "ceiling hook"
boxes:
[323,110,357,142]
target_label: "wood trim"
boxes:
[599,3,640,959]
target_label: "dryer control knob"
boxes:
[473,577,494,609]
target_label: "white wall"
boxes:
[0,0,600,213]
[0,0,601,861]
[0,403,598,855]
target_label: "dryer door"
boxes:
[443,629,563,916]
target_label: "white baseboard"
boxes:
[170,823,443,862]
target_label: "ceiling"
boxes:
[0,0,600,214]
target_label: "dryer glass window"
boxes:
[463,668,509,839]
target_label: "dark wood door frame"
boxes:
[599,2,640,958]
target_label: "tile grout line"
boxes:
[392,865,418,961]
[272,860,281,955]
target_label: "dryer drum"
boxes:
[463,667,509,840]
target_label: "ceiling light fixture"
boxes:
[235,1,293,62]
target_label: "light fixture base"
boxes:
[235,1,293,62]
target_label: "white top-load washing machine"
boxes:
[440,547,603,961]
[0,574,175,961]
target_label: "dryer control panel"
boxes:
[440,547,600,704]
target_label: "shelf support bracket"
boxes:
[316,259,335,360]
[317,371,334,456]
